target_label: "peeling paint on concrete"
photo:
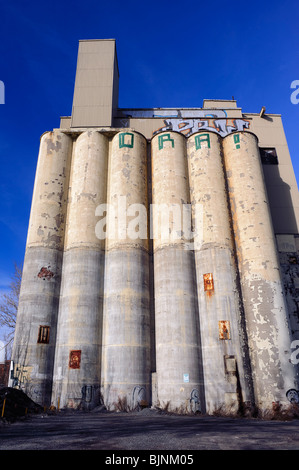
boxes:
[223,131,298,408]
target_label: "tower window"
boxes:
[260,148,278,165]
[37,325,50,344]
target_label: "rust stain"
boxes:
[37,266,54,280]
[203,273,214,297]
[69,350,81,369]
[219,320,230,340]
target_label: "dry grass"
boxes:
[211,401,299,421]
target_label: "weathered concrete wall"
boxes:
[151,131,203,413]
[101,131,151,410]
[52,131,108,410]
[187,131,253,414]
[12,131,72,406]
[222,131,298,409]
[276,234,299,387]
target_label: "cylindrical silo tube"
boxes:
[151,131,203,413]
[222,131,298,410]
[51,131,108,410]
[187,131,254,414]
[12,130,72,406]
[101,131,151,410]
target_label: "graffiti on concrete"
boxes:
[117,108,250,138]
[81,384,100,405]
[119,108,229,119]
[29,384,43,402]
[82,385,93,403]
[11,363,32,391]
[286,388,299,404]
[153,118,250,137]
[190,388,201,413]
[132,385,147,408]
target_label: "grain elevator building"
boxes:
[11,39,299,414]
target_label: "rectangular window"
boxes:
[260,148,278,165]
[37,325,50,344]
[69,350,81,369]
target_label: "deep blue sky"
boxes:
[0,0,298,331]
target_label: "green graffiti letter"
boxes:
[195,133,210,150]
[119,132,134,149]
[158,133,175,150]
[233,134,240,149]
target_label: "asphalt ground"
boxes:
[1,407,299,464]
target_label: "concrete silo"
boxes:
[222,131,298,409]
[101,131,151,410]
[11,40,299,415]
[51,131,108,409]
[187,131,253,414]
[11,131,72,406]
[151,131,203,413]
